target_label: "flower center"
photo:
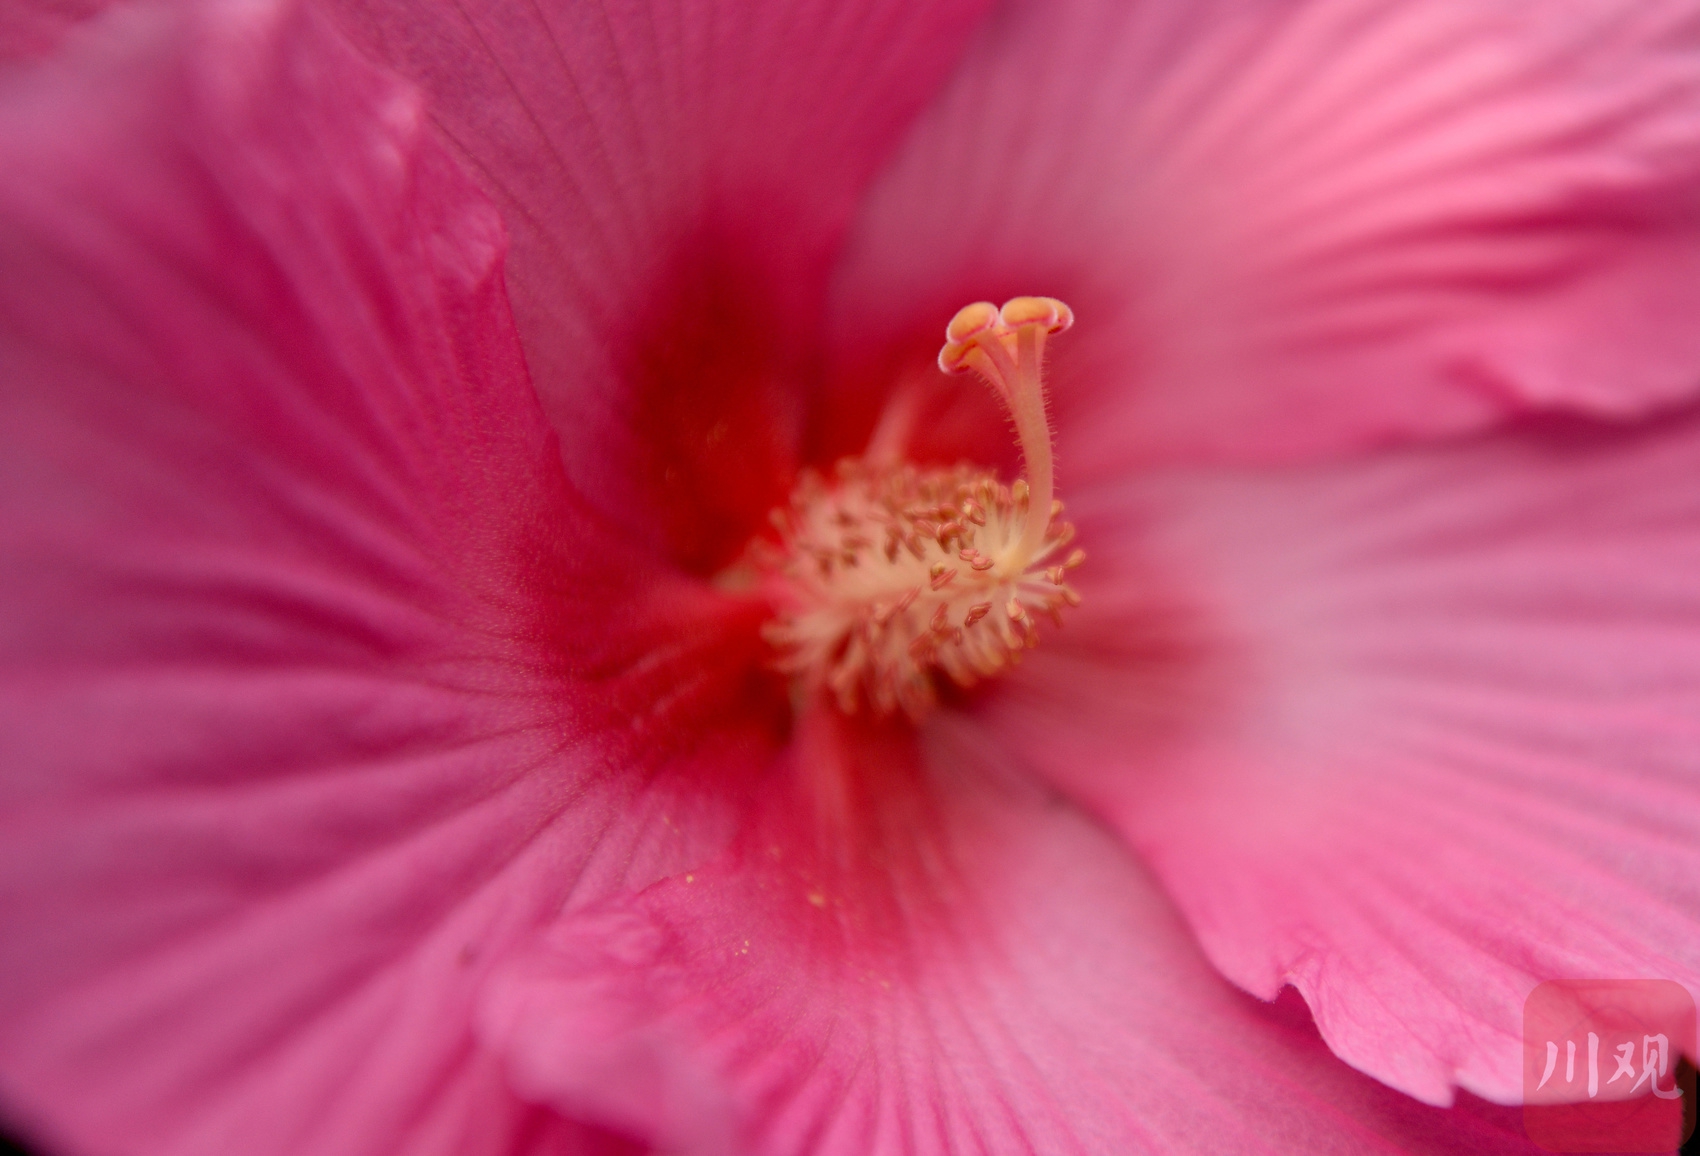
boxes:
[760,297,1083,719]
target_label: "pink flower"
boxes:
[4,0,1700,1153]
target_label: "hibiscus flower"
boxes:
[4,0,1700,1153]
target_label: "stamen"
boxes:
[756,297,1081,720]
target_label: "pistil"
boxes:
[758,297,1082,720]
[937,296,1072,573]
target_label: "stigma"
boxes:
[760,297,1083,720]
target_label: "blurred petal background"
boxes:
[4,0,1700,1153]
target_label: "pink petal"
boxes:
[0,0,100,62]
[0,4,774,1152]
[478,703,1551,1156]
[316,0,992,571]
[985,405,1700,1106]
[831,0,1700,474]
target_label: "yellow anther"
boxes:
[753,297,1083,721]
[946,300,1001,342]
[999,296,1073,333]
[938,295,1073,376]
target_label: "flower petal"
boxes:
[317,0,992,571]
[987,405,1700,1105]
[0,4,773,1152]
[0,0,98,62]
[478,705,1549,1155]
[832,0,1700,473]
